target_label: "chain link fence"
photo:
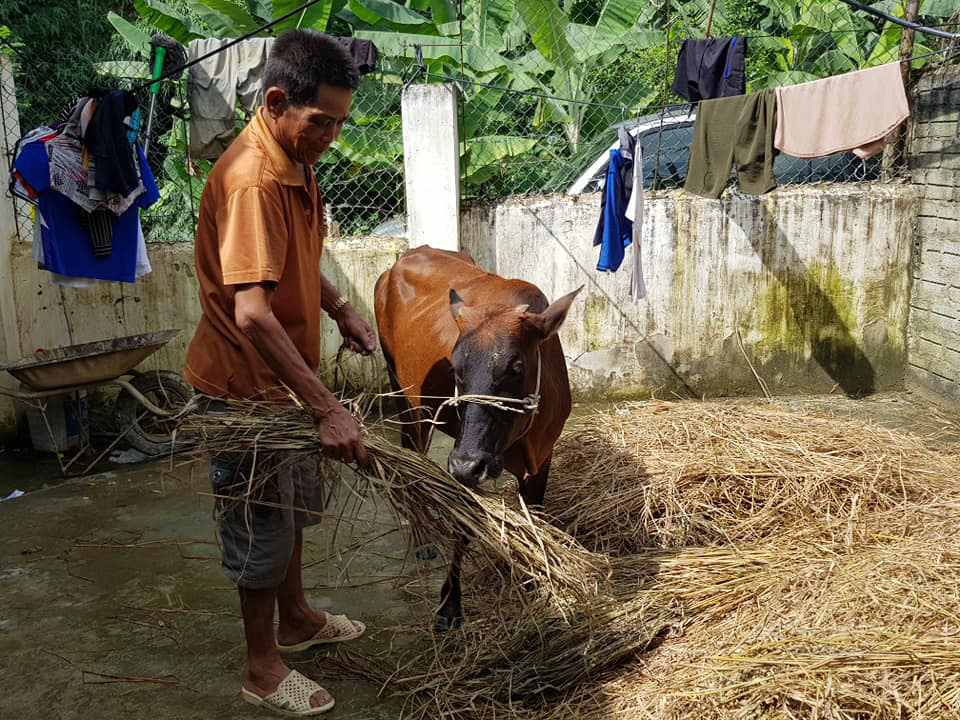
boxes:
[3,0,959,244]
[433,0,958,201]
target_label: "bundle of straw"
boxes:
[182,401,609,609]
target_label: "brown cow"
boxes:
[374,245,580,631]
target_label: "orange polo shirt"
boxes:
[184,109,325,399]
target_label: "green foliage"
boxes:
[90,0,960,226]
[5,0,135,132]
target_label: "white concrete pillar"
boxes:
[0,55,23,428]
[401,83,460,251]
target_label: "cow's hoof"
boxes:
[434,614,464,633]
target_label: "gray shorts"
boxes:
[210,453,326,589]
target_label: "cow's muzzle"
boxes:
[448,450,502,488]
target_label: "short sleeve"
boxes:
[216,185,288,285]
[13,141,52,193]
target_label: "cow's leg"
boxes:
[435,540,465,632]
[383,348,430,454]
[518,455,552,510]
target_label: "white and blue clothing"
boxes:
[14,140,158,283]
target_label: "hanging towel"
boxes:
[188,36,379,160]
[672,37,747,103]
[685,90,778,199]
[625,143,646,301]
[774,62,909,160]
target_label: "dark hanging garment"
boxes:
[336,37,379,75]
[84,90,141,197]
[593,128,636,272]
[672,37,747,103]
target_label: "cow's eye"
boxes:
[511,361,523,376]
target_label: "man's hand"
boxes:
[335,305,377,356]
[312,400,368,467]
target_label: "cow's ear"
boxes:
[450,289,466,322]
[524,286,583,342]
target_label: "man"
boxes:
[184,30,375,716]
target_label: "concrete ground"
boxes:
[1,390,958,720]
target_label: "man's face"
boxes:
[272,84,353,166]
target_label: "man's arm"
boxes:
[319,273,377,355]
[234,281,366,466]
[320,273,344,317]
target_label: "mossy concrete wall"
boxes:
[0,185,915,433]
[462,185,915,401]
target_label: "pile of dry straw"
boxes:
[185,400,960,719]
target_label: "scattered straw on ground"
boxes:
[183,399,960,720]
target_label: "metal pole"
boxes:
[704,0,718,38]
[882,0,920,178]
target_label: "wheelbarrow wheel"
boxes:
[115,370,194,456]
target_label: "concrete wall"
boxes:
[0,182,915,433]
[0,236,402,434]
[462,185,915,400]
[905,64,960,406]
[0,56,23,432]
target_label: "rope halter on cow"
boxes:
[425,348,543,449]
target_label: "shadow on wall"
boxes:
[752,203,876,397]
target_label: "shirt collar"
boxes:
[251,108,307,187]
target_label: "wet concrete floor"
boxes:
[0,391,957,719]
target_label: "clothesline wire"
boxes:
[127,0,328,94]
[837,0,960,40]
[423,42,960,120]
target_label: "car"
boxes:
[370,104,879,237]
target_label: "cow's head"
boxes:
[446,287,582,488]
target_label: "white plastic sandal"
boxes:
[241,670,335,717]
[277,612,366,653]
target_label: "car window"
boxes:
[581,122,695,193]
[639,123,694,189]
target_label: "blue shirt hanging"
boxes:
[593,149,633,272]
[14,141,159,283]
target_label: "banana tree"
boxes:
[511,0,664,154]
[746,0,953,90]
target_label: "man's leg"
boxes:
[276,529,328,646]
[239,585,332,708]
[211,456,331,708]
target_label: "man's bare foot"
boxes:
[244,656,332,708]
[277,602,328,648]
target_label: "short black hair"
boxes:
[264,30,360,105]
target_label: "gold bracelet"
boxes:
[331,295,349,316]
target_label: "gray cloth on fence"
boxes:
[188,37,273,161]
[188,36,379,161]
[625,143,645,302]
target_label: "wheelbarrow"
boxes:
[0,329,193,470]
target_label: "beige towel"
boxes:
[774,61,909,160]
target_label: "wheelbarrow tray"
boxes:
[1,329,181,391]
